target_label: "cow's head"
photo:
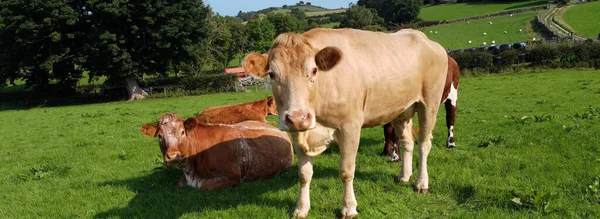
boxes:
[140,113,197,164]
[265,96,278,116]
[243,33,342,132]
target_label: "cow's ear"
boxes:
[184,118,197,133]
[266,96,274,106]
[140,124,157,138]
[315,46,342,71]
[243,53,269,78]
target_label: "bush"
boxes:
[498,49,519,68]
[180,74,237,93]
[526,44,559,66]
[145,76,182,87]
[451,51,493,70]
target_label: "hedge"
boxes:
[450,40,600,73]
[180,74,237,92]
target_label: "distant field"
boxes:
[306,8,346,17]
[419,0,547,21]
[1,69,599,218]
[272,5,326,14]
[562,1,600,39]
[421,12,540,50]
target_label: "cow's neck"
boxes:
[178,124,214,158]
[249,98,268,116]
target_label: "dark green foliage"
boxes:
[246,19,276,53]
[266,13,306,35]
[526,43,559,66]
[451,50,493,69]
[83,0,209,81]
[498,49,519,68]
[180,74,237,92]
[0,0,210,94]
[339,5,383,29]
[357,0,422,26]
[0,0,87,91]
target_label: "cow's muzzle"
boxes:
[164,152,182,163]
[284,110,315,131]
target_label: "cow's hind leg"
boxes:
[395,106,416,184]
[414,102,441,193]
[444,100,456,148]
[292,142,314,218]
[382,123,400,162]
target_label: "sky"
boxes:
[205,0,357,16]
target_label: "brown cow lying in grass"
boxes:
[140,112,293,190]
[195,96,278,124]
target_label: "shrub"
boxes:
[526,44,559,66]
[498,49,519,68]
[180,74,237,93]
[451,51,493,70]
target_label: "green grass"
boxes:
[1,69,600,218]
[319,22,340,28]
[421,12,539,50]
[562,1,600,39]
[419,0,547,21]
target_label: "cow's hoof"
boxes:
[340,207,358,219]
[292,208,309,218]
[446,143,456,148]
[416,188,429,194]
[395,177,410,184]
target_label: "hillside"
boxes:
[421,11,541,50]
[241,4,345,18]
[562,1,600,39]
[419,0,547,21]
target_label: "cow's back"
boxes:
[303,28,448,127]
[196,103,265,124]
[187,121,293,183]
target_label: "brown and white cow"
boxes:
[195,96,278,124]
[140,113,293,190]
[243,28,448,218]
[383,55,460,162]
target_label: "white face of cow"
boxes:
[140,113,197,164]
[243,34,342,132]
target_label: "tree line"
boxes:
[0,0,425,100]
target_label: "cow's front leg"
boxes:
[337,125,361,218]
[292,143,314,218]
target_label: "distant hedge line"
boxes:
[449,41,600,73]
[144,73,237,94]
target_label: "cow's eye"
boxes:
[157,134,163,140]
[268,72,276,80]
[311,68,317,75]
[180,130,185,136]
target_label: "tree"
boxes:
[0,0,87,93]
[307,2,312,5]
[357,0,421,26]
[290,8,307,20]
[282,5,288,8]
[339,5,384,30]
[246,19,276,53]
[266,13,303,35]
[299,1,305,5]
[83,0,210,100]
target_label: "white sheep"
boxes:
[519,29,522,32]
[483,32,487,36]
[468,40,472,44]
[435,31,438,34]
[489,21,493,25]
[504,31,508,34]
[492,40,496,44]
[483,42,487,45]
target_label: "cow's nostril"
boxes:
[285,115,294,125]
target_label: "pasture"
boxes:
[562,1,600,39]
[419,0,547,21]
[1,69,599,218]
[421,12,540,50]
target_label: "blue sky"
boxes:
[206,0,356,16]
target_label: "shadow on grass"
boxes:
[94,161,393,218]
[320,136,384,155]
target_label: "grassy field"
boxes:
[421,11,540,50]
[319,22,340,29]
[1,69,600,218]
[419,0,547,21]
[562,1,600,39]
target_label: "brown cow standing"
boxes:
[195,96,278,124]
[140,113,293,190]
[383,56,460,162]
